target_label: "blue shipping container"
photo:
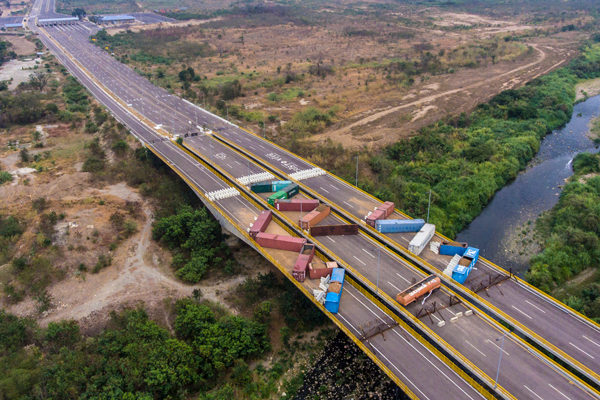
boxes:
[272,180,292,191]
[439,244,467,257]
[463,247,480,262]
[375,219,425,233]
[325,268,345,314]
[452,264,471,284]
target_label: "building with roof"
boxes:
[36,16,79,26]
[92,14,135,25]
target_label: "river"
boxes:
[456,95,600,276]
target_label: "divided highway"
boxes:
[27,2,600,398]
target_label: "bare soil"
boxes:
[0,57,41,89]
[0,34,37,56]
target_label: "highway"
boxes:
[27,2,600,398]
[45,20,600,386]
[24,5,497,400]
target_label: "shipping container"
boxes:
[325,268,345,313]
[408,223,435,255]
[249,210,272,239]
[272,180,292,192]
[375,218,425,233]
[309,261,336,279]
[267,190,288,205]
[255,232,306,252]
[281,183,300,198]
[300,204,331,230]
[250,181,273,193]
[250,180,292,193]
[396,275,441,306]
[366,209,386,227]
[377,201,395,217]
[439,241,468,256]
[452,247,479,284]
[292,243,316,282]
[310,224,359,236]
[274,198,319,212]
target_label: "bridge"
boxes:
[26,2,600,399]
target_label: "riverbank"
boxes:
[575,77,600,101]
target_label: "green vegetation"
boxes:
[0,302,269,399]
[0,39,16,66]
[152,206,230,282]
[0,170,12,185]
[526,152,600,321]
[0,92,50,127]
[62,76,89,113]
[345,42,600,237]
[92,28,213,65]
[283,107,336,137]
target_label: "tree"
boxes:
[28,72,49,92]
[72,8,86,19]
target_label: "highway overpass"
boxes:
[26,2,600,398]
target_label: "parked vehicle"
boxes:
[300,204,330,230]
[375,219,425,233]
[325,268,345,313]
[255,232,306,252]
[408,223,435,255]
[452,247,480,284]
[249,210,272,239]
[292,243,316,282]
[396,275,441,306]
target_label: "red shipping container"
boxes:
[255,232,306,252]
[300,205,330,230]
[377,201,395,218]
[308,261,335,279]
[274,199,319,212]
[293,254,311,282]
[366,209,385,227]
[249,210,272,238]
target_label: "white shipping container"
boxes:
[408,223,436,255]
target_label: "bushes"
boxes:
[62,76,89,113]
[527,153,600,321]
[0,92,47,127]
[0,302,271,399]
[361,44,600,237]
[152,206,225,282]
[283,107,336,137]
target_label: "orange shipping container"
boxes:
[396,275,441,306]
[299,205,330,230]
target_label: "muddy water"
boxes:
[456,95,600,276]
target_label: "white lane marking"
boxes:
[583,335,600,348]
[330,184,339,190]
[226,163,233,169]
[345,290,387,324]
[319,186,330,194]
[370,344,432,400]
[362,248,376,258]
[465,340,487,358]
[352,256,366,266]
[430,313,441,323]
[235,160,242,166]
[523,385,544,400]
[387,281,402,292]
[342,200,355,208]
[486,339,510,356]
[338,313,359,334]
[569,342,595,359]
[511,305,533,319]
[390,330,478,400]
[327,237,336,243]
[524,300,546,314]
[446,307,457,317]
[548,384,572,400]
[395,272,411,284]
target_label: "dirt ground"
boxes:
[0,57,41,89]
[575,77,600,101]
[0,118,275,333]
[118,8,586,150]
[0,34,37,56]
